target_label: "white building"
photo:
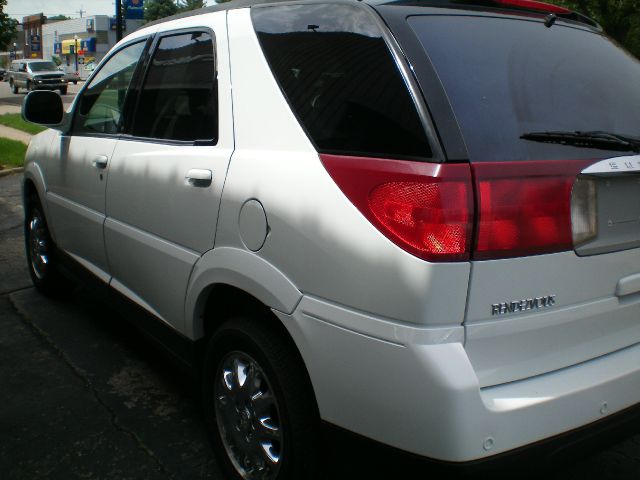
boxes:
[42,16,143,79]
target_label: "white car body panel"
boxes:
[186,246,303,339]
[279,294,640,461]
[44,135,116,274]
[465,248,640,387]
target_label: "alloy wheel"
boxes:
[28,209,49,280]
[214,351,283,480]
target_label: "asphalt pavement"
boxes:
[1,83,640,480]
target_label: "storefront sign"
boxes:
[125,0,144,20]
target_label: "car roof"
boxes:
[146,0,599,30]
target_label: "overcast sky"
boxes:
[6,0,116,20]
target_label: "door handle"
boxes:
[92,155,109,169]
[186,169,213,187]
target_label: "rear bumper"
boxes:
[277,295,640,462]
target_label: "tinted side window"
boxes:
[252,4,432,160]
[72,41,146,136]
[131,31,217,143]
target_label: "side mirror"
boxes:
[22,91,65,128]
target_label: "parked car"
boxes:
[21,0,640,478]
[0,67,6,81]
[9,59,67,94]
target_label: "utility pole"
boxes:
[74,35,79,73]
[76,6,85,18]
[116,1,123,42]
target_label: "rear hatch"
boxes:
[382,5,640,386]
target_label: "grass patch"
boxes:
[0,137,27,168]
[0,113,46,135]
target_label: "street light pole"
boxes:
[116,1,123,42]
[74,35,79,73]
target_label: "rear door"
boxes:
[396,11,640,386]
[105,15,233,332]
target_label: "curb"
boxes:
[0,167,24,178]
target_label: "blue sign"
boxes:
[80,38,97,53]
[124,0,144,20]
[54,42,62,54]
[30,35,41,52]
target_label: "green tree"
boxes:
[178,0,206,11]
[0,0,17,52]
[549,0,640,58]
[144,0,178,22]
[47,15,71,21]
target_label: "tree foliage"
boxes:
[550,0,640,58]
[0,0,17,52]
[144,0,179,22]
[47,15,71,21]
[178,0,207,11]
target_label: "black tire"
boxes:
[60,87,67,95]
[24,194,71,296]
[203,317,320,480]
[10,80,18,94]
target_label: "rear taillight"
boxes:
[571,177,598,246]
[473,161,592,260]
[321,155,594,262]
[320,154,473,262]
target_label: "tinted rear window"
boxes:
[408,16,640,161]
[252,4,432,160]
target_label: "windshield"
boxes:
[29,62,58,72]
[408,15,640,161]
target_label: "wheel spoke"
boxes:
[250,389,275,415]
[260,414,279,431]
[223,367,235,392]
[234,357,249,390]
[259,441,281,464]
[242,364,258,394]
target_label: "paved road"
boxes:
[1,99,640,479]
[0,78,82,110]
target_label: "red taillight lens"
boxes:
[473,161,592,260]
[320,154,473,262]
[494,0,571,14]
[321,155,596,262]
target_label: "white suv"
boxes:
[21,0,640,478]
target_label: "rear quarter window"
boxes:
[252,4,432,160]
